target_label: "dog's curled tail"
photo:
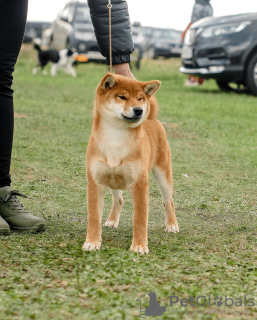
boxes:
[147,96,159,120]
[33,38,42,52]
[33,43,42,52]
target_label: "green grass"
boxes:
[0,44,257,320]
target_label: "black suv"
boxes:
[180,12,257,95]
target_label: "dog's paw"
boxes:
[82,241,101,251]
[130,244,149,254]
[104,220,119,228]
[165,224,179,233]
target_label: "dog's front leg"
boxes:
[129,177,149,254]
[65,64,77,77]
[82,175,106,251]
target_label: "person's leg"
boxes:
[198,77,204,85]
[0,0,45,233]
[0,0,28,188]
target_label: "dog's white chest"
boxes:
[90,125,140,189]
[102,143,129,168]
[98,125,131,167]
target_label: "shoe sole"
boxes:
[10,223,45,233]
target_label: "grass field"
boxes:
[0,44,256,320]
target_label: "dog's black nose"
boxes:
[133,107,143,116]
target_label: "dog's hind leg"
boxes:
[104,189,123,228]
[152,165,179,233]
[41,63,48,75]
[50,64,57,76]
[42,68,48,75]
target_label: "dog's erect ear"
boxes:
[101,73,117,90]
[142,80,161,97]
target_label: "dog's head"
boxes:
[67,48,76,56]
[65,48,79,61]
[95,73,161,128]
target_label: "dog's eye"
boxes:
[118,95,126,100]
[138,97,144,101]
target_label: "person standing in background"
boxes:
[191,0,213,24]
[182,0,213,86]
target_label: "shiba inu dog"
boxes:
[83,73,179,254]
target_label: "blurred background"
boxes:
[24,0,256,61]
[24,0,257,64]
[23,0,257,94]
[27,0,257,30]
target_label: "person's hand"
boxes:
[113,63,134,78]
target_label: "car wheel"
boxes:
[245,53,257,96]
[216,80,246,93]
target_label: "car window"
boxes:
[59,4,74,23]
[140,28,152,37]
[74,6,91,22]
[169,31,181,42]
[153,29,181,41]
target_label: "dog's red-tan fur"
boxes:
[83,73,179,254]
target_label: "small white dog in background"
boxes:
[32,38,78,77]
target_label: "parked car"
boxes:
[23,21,51,43]
[146,27,182,59]
[47,1,103,61]
[180,12,257,96]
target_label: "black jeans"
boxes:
[0,0,28,188]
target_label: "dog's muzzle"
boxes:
[122,107,143,124]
